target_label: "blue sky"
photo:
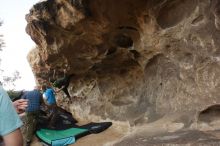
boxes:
[0,0,39,90]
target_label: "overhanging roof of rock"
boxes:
[26,0,198,81]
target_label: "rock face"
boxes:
[26,0,220,144]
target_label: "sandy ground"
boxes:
[114,129,220,146]
[26,105,220,146]
[26,117,220,146]
[114,115,220,146]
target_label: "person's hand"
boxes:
[13,99,28,114]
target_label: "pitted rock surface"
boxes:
[26,0,220,145]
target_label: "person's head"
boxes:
[41,84,47,91]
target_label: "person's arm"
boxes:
[43,93,48,100]
[3,128,23,146]
[54,85,65,93]
[42,93,49,106]
[0,86,23,146]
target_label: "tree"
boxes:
[0,20,21,90]
[2,71,21,89]
[0,21,4,50]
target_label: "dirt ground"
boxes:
[26,113,220,146]
[25,104,220,146]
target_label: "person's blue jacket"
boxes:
[43,88,56,105]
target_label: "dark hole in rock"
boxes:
[165,44,171,48]
[114,34,133,48]
[198,104,220,123]
[117,26,138,31]
[129,50,141,59]
[106,47,117,55]
[119,68,127,75]
[71,0,92,17]
[111,100,134,106]
[191,15,204,25]
[90,63,100,71]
